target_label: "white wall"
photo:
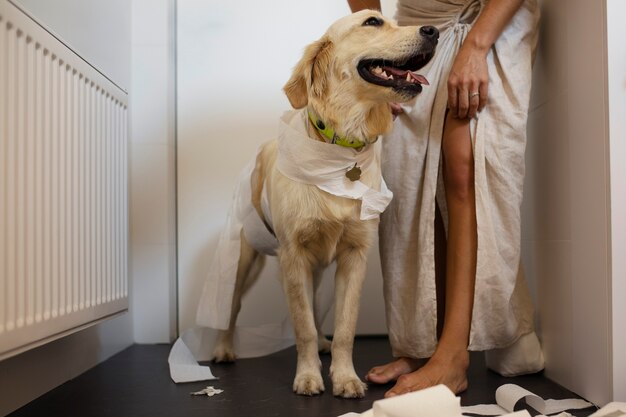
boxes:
[177,1,400,337]
[522,0,570,382]
[11,0,131,91]
[524,0,613,405]
[607,0,626,402]
[130,0,177,343]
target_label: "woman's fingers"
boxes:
[447,79,459,117]
[449,80,488,119]
[457,86,470,119]
[449,75,478,119]
[478,81,488,112]
[468,83,480,118]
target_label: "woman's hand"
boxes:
[446,0,526,118]
[447,43,489,119]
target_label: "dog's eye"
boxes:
[362,17,383,27]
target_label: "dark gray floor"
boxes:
[8,337,597,417]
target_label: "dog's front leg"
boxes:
[313,269,332,354]
[330,248,368,398]
[279,249,324,396]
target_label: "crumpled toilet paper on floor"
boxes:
[338,384,595,417]
[338,385,531,417]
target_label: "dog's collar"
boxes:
[307,109,366,149]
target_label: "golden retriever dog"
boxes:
[211,10,437,398]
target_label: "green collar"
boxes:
[307,110,366,149]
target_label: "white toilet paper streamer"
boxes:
[168,338,217,383]
[338,384,595,417]
[168,320,298,383]
[461,384,595,416]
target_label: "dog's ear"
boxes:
[283,37,334,109]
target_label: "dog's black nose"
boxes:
[420,25,439,41]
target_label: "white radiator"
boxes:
[0,1,128,360]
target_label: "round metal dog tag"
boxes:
[346,163,361,182]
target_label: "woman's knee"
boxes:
[444,161,474,202]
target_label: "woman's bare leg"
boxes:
[368,113,477,396]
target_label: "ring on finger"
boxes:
[469,91,480,99]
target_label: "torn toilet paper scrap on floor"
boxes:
[191,386,224,397]
[168,338,217,383]
[461,384,595,416]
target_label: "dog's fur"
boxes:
[211,10,436,398]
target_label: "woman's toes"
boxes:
[366,358,422,384]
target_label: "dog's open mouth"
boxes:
[357,50,434,94]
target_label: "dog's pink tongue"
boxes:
[409,73,429,85]
[384,66,430,85]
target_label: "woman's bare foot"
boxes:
[365,357,424,384]
[384,349,469,397]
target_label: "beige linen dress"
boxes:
[380,0,540,358]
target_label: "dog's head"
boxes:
[283,10,437,116]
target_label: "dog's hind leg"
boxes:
[279,247,325,396]
[329,245,368,398]
[312,269,332,354]
[212,230,265,362]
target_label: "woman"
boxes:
[347,0,544,396]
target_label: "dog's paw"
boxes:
[293,373,325,396]
[212,345,236,363]
[318,337,332,354]
[332,375,367,398]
